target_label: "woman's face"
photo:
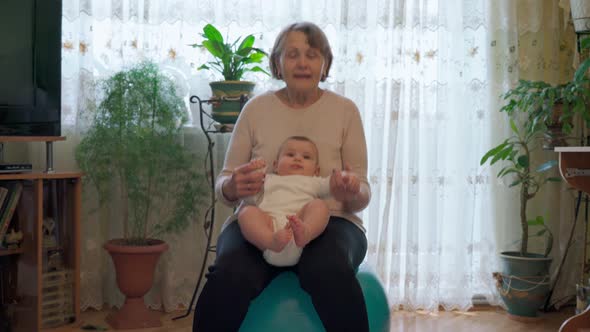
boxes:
[279,31,326,93]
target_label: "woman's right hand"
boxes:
[222,159,266,201]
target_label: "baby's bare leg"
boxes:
[238,206,292,252]
[288,199,329,247]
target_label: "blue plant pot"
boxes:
[499,251,552,277]
[494,273,551,317]
[494,252,552,317]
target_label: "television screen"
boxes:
[0,0,62,136]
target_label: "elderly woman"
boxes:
[193,21,371,332]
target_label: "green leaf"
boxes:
[534,229,547,236]
[517,155,529,168]
[574,59,590,82]
[509,118,519,135]
[244,52,267,63]
[236,35,255,55]
[248,66,270,76]
[497,166,511,177]
[250,47,268,55]
[490,145,513,165]
[544,229,553,257]
[527,216,544,226]
[480,141,508,165]
[497,168,519,178]
[201,40,225,58]
[203,24,224,43]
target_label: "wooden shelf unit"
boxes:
[0,247,24,256]
[0,136,66,173]
[0,171,82,331]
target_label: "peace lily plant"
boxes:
[191,23,270,81]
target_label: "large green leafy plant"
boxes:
[480,104,560,257]
[192,23,270,81]
[480,38,590,258]
[75,61,207,246]
[501,38,590,140]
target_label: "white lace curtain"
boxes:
[56,0,579,313]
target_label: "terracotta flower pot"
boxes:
[103,239,169,329]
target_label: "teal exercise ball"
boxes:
[239,263,390,332]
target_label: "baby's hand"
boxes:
[249,158,267,174]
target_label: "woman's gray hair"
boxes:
[269,22,333,82]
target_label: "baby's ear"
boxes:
[314,165,320,176]
[273,160,278,172]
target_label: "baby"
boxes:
[238,136,335,266]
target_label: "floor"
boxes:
[46,306,575,332]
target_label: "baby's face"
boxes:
[274,140,319,176]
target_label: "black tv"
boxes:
[0,0,62,136]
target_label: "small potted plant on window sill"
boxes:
[191,23,270,124]
[75,61,207,329]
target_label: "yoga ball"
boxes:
[239,263,390,332]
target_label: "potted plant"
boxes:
[480,101,560,317]
[75,61,207,329]
[500,38,590,150]
[482,37,590,317]
[191,23,270,124]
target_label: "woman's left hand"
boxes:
[330,163,360,203]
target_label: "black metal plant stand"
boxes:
[173,94,247,320]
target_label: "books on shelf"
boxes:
[0,187,8,210]
[0,181,23,246]
[0,163,32,174]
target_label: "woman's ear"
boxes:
[314,165,320,176]
[274,63,282,79]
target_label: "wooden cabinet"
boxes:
[0,137,81,331]
[0,172,82,331]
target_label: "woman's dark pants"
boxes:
[192,216,369,332]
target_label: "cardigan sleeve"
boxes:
[214,101,255,207]
[340,103,371,213]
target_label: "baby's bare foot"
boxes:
[269,227,292,252]
[288,215,309,247]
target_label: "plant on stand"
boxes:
[481,94,561,317]
[485,37,590,315]
[191,23,270,124]
[497,38,590,151]
[75,61,207,329]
